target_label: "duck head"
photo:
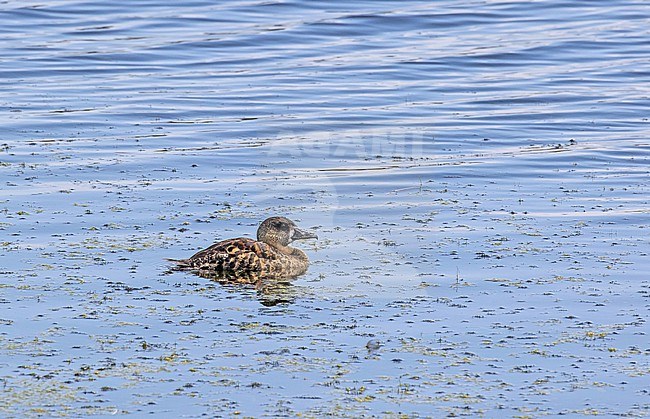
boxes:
[257,216,318,247]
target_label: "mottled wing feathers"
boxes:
[177,238,287,282]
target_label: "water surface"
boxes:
[1,0,649,417]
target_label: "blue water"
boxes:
[1,0,649,417]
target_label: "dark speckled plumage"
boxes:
[169,217,317,282]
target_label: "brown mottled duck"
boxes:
[169,216,317,282]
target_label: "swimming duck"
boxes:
[169,216,317,282]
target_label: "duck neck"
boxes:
[273,243,307,260]
[273,243,296,256]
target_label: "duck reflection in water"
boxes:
[204,275,303,307]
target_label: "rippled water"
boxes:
[1,0,649,417]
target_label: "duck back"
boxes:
[174,237,309,281]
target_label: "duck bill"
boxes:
[292,227,318,241]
